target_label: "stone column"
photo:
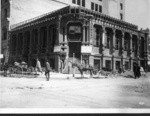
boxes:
[121,31,125,55]
[121,31,125,70]
[29,30,32,55]
[37,28,41,55]
[130,34,133,71]
[21,33,24,56]
[22,32,25,56]
[112,29,116,71]
[46,26,49,54]
[56,15,61,45]
[102,26,106,52]
[83,25,86,43]
[89,20,94,45]
[16,34,19,56]
[112,29,116,55]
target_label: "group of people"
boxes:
[36,58,51,81]
[1,58,51,81]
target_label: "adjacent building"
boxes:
[1,0,11,63]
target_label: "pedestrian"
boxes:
[133,63,137,79]
[137,64,141,78]
[3,62,8,77]
[36,58,43,74]
[45,60,51,81]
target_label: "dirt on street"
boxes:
[0,73,150,109]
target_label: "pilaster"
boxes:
[121,31,125,55]
[102,26,106,52]
[112,28,116,55]
[46,26,49,54]
[37,28,41,55]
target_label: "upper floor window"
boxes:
[77,0,80,5]
[95,4,98,11]
[99,5,102,13]
[91,2,94,10]
[73,0,85,7]
[82,0,85,7]
[4,9,8,18]
[116,61,121,70]
[93,26,101,47]
[124,38,128,51]
[72,0,76,4]
[120,13,123,20]
[106,36,110,49]
[120,3,123,10]
[115,37,119,50]
[99,0,102,1]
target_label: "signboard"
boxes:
[54,46,61,53]
[81,46,92,54]
[148,61,150,65]
[0,54,4,59]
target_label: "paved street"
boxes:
[0,73,150,109]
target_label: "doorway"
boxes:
[68,42,81,59]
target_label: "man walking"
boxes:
[45,60,51,81]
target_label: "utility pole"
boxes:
[0,0,3,68]
[73,53,75,77]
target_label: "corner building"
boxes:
[9,6,149,73]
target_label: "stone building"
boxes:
[9,6,149,72]
[1,0,11,63]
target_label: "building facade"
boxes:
[9,6,149,73]
[57,0,125,20]
[1,0,11,63]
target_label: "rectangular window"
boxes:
[91,2,94,10]
[4,9,8,18]
[106,60,111,70]
[99,5,102,13]
[115,37,119,50]
[120,13,123,20]
[120,3,123,10]
[116,61,121,70]
[82,0,85,7]
[72,0,76,4]
[132,38,135,52]
[124,38,128,51]
[125,62,129,70]
[3,32,7,40]
[94,60,100,70]
[95,4,98,11]
[106,36,110,49]
[77,0,80,5]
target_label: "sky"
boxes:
[125,0,150,29]
[11,0,150,29]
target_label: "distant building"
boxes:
[1,0,11,63]
[56,0,125,20]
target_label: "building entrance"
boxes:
[68,42,81,59]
